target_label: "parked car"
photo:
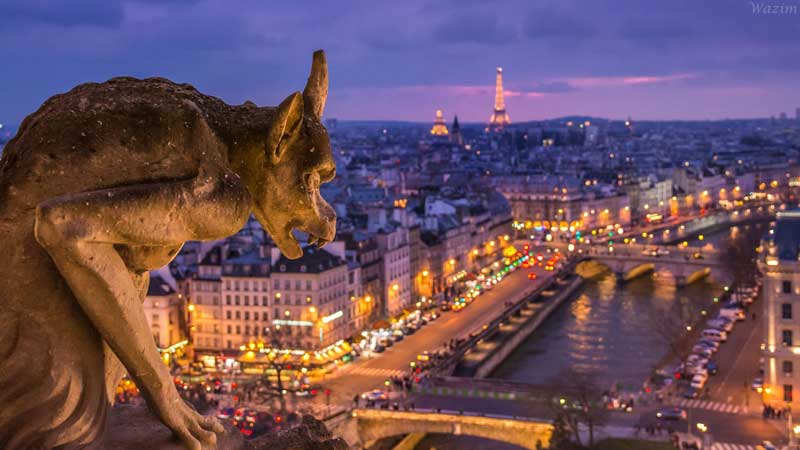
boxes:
[373,344,386,353]
[692,344,716,356]
[690,375,707,389]
[701,328,727,342]
[683,387,700,399]
[686,354,709,367]
[692,347,713,358]
[686,365,708,377]
[707,318,733,332]
[656,407,687,421]
[706,360,719,375]
[697,339,720,350]
[361,389,388,401]
[719,307,745,321]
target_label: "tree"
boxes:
[647,293,703,364]
[255,325,301,412]
[548,413,578,450]
[547,369,610,448]
[720,223,763,296]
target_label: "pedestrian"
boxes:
[353,394,360,407]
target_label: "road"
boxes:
[300,260,552,407]
[655,288,787,445]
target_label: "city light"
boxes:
[322,310,343,324]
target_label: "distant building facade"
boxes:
[761,211,800,405]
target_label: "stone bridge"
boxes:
[551,242,724,286]
[330,408,553,449]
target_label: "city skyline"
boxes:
[2,0,800,125]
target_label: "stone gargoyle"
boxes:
[0,50,336,450]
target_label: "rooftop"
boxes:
[774,210,800,261]
[272,246,345,274]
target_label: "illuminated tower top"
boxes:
[488,66,511,131]
[430,109,449,136]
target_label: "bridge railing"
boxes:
[352,407,550,424]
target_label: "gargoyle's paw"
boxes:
[188,420,217,448]
[174,425,202,450]
[165,402,222,450]
[199,415,224,434]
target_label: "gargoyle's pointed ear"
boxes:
[303,50,328,118]
[266,92,303,164]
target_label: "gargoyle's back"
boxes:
[0,77,245,225]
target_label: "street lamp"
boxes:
[696,423,711,448]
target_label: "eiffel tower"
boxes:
[488,66,511,131]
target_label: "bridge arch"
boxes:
[675,267,712,287]
[621,262,655,282]
[350,409,552,450]
[574,258,656,283]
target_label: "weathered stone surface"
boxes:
[104,405,349,450]
[0,50,336,450]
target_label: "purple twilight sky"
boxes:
[2,0,800,124]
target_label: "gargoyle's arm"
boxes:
[34,173,249,450]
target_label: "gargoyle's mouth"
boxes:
[306,233,330,248]
[274,223,334,260]
[274,224,303,260]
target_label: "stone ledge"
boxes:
[103,404,349,450]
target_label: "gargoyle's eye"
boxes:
[319,166,335,183]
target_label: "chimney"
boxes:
[324,241,346,260]
[270,247,283,266]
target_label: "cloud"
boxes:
[0,0,124,28]
[518,81,578,94]
[433,9,518,45]
[521,8,596,40]
[566,73,696,88]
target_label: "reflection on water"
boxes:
[689,221,767,249]
[491,262,720,389]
